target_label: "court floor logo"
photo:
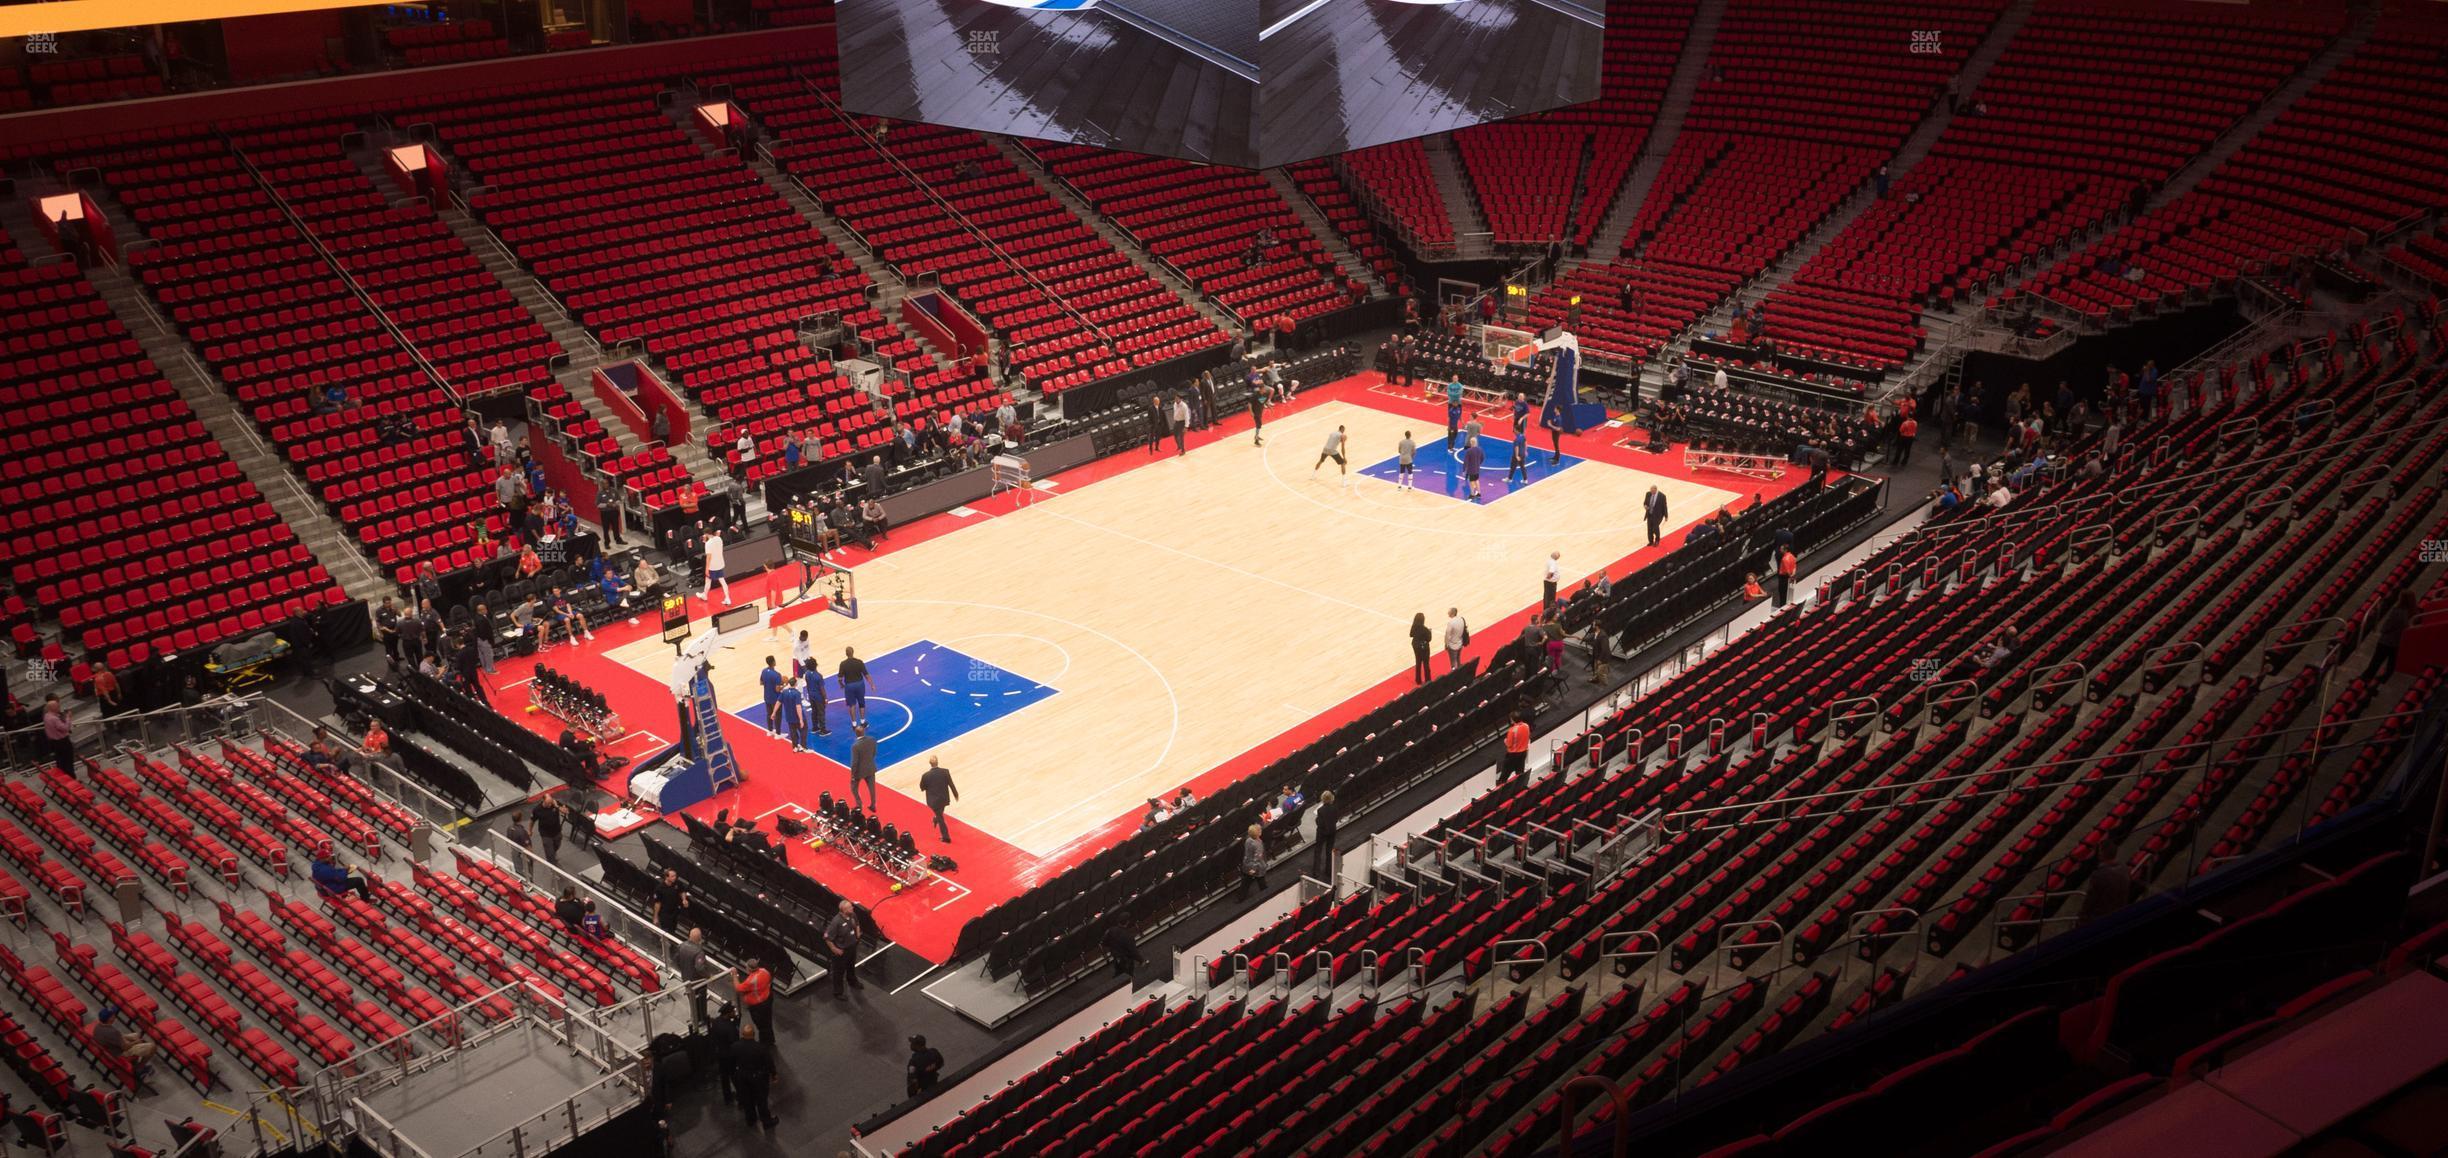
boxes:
[977,0,1102,8]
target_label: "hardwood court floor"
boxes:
[606,391,1737,861]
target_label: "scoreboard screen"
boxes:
[836,0,1605,169]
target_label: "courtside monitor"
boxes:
[836,0,1606,169]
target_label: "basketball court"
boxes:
[487,371,1808,960]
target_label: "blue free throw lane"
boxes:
[731,639,1057,771]
[1357,434,1586,503]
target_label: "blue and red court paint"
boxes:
[733,639,1058,770]
[481,374,1833,962]
[1357,435,1587,502]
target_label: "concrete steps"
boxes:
[1988,0,2381,310]
[1421,134,1491,258]
[1662,0,2039,364]
[2156,1,2379,213]
[83,258,395,603]
[997,137,1246,338]
[1266,166,1390,299]
[1590,0,1726,260]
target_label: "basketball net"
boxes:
[1476,324,1539,369]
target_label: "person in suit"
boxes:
[906,1036,945,1098]
[1644,486,1668,546]
[1309,790,1340,881]
[825,900,864,998]
[730,1021,778,1130]
[1409,613,1433,685]
[1239,824,1267,899]
[848,723,878,810]
[919,756,958,843]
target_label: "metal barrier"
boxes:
[1656,704,2438,838]
[410,1054,647,1158]
[1486,937,1548,1000]
[1990,889,2088,961]
[1555,1075,1634,1158]
[0,695,260,773]
[2066,522,2115,558]
[260,699,465,837]
[300,981,536,1107]
[2340,463,2392,496]
[2142,640,2204,693]
[1711,919,1784,990]
[1825,695,1881,740]
[1296,950,1334,999]
[1596,930,1661,995]
[482,832,689,971]
[2155,504,2202,541]
[2028,660,2089,712]
[1921,680,1978,732]
[2246,484,2296,522]
[1842,907,1920,962]
[346,1099,438,1158]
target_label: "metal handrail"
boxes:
[0,695,256,767]
[257,699,463,837]
[2028,660,2089,712]
[223,138,467,408]
[2142,641,2204,691]
[2338,454,2404,502]
[1991,889,2090,959]
[1596,930,1661,992]
[1555,1075,1633,1158]
[1905,410,2448,545]
[1843,906,1920,962]
[788,70,1116,353]
[1486,937,1549,1000]
[1921,679,1978,728]
[1713,919,1784,990]
[1825,695,1882,740]
[2247,484,2296,520]
[1664,704,2441,832]
[2066,522,2115,557]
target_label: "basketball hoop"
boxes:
[1477,324,1538,369]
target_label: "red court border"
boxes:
[474,372,1818,961]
